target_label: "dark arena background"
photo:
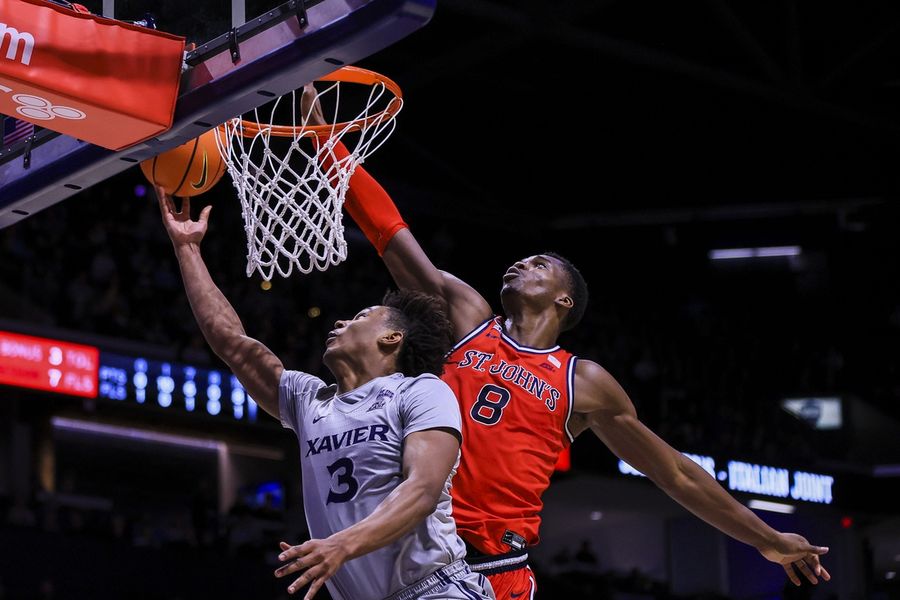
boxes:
[2,1,900,599]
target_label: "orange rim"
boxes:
[222,65,403,138]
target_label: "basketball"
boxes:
[140,129,226,197]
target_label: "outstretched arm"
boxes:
[156,187,283,418]
[571,359,831,587]
[301,84,492,339]
[274,429,460,598]
[382,230,493,338]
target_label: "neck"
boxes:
[502,303,561,349]
[328,355,396,395]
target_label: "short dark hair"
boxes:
[382,290,454,377]
[545,252,589,332]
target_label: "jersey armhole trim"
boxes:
[563,355,577,443]
[448,317,496,354]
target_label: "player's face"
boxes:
[500,254,569,306]
[323,306,395,362]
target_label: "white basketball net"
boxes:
[216,78,402,280]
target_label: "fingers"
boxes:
[288,568,313,594]
[300,82,327,127]
[806,554,831,581]
[800,541,829,556]
[800,547,830,583]
[155,186,183,218]
[783,563,802,587]
[807,553,822,576]
[157,195,180,230]
[794,559,818,585]
[279,541,309,563]
[275,540,336,598]
[287,565,326,597]
[304,576,325,600]
[199,204,213,224]
[154,185,170,201]
[276,556,310,579]
[786,556,831,586]
[277,541,314,578]
[156,186,172,216]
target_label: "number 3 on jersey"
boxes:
[470,384,511,425]
[326,457,359,504]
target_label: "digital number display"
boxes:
[0,331,99,397]
[98,352,259,424]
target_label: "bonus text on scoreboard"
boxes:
[0,330,98,397]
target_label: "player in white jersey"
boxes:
[157,188,494,600]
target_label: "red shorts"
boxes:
[483,565,536,600]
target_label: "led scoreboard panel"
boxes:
[619,453,835,505]
[0,330,261,424]
[0,331,99,397]
[98,352,259,423]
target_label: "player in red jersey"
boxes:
[442,308,576,555]
[302,87,831,598]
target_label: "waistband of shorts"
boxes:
[383,560,470,600]
[464,546,529,576]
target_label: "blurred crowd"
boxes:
[0,470,298,600]
[3,177,900,600]
[4,178,899,466]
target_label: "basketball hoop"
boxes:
[215,66,403,280]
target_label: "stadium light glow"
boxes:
[710,248,754,260]
[51,417,223,452]
[747,499,796,514]
[709,246,801,260]
[755,246,802,257]
[873,464,900,477]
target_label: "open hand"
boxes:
[759,532,831,586]
[156,186,212,247]
[275,538,350,599]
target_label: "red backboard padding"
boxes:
[0,0,184,150]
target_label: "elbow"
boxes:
[209,337,237,365]
[204,326,243,363]
[197,314,226,342]
[217,338,243,365]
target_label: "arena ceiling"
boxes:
[354,0,900,226]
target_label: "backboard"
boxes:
[0,0,435,227]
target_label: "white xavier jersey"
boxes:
[279,370,468,600]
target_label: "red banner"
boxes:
[0,331,98,398]
[0,0,184,150]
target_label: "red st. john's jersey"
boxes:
[442,317,576,555]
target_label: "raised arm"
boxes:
[571,359,831,588]
[274,428,460,599]
[381,230,492,337]
[156,188,283,418]
[301,84,491,338]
